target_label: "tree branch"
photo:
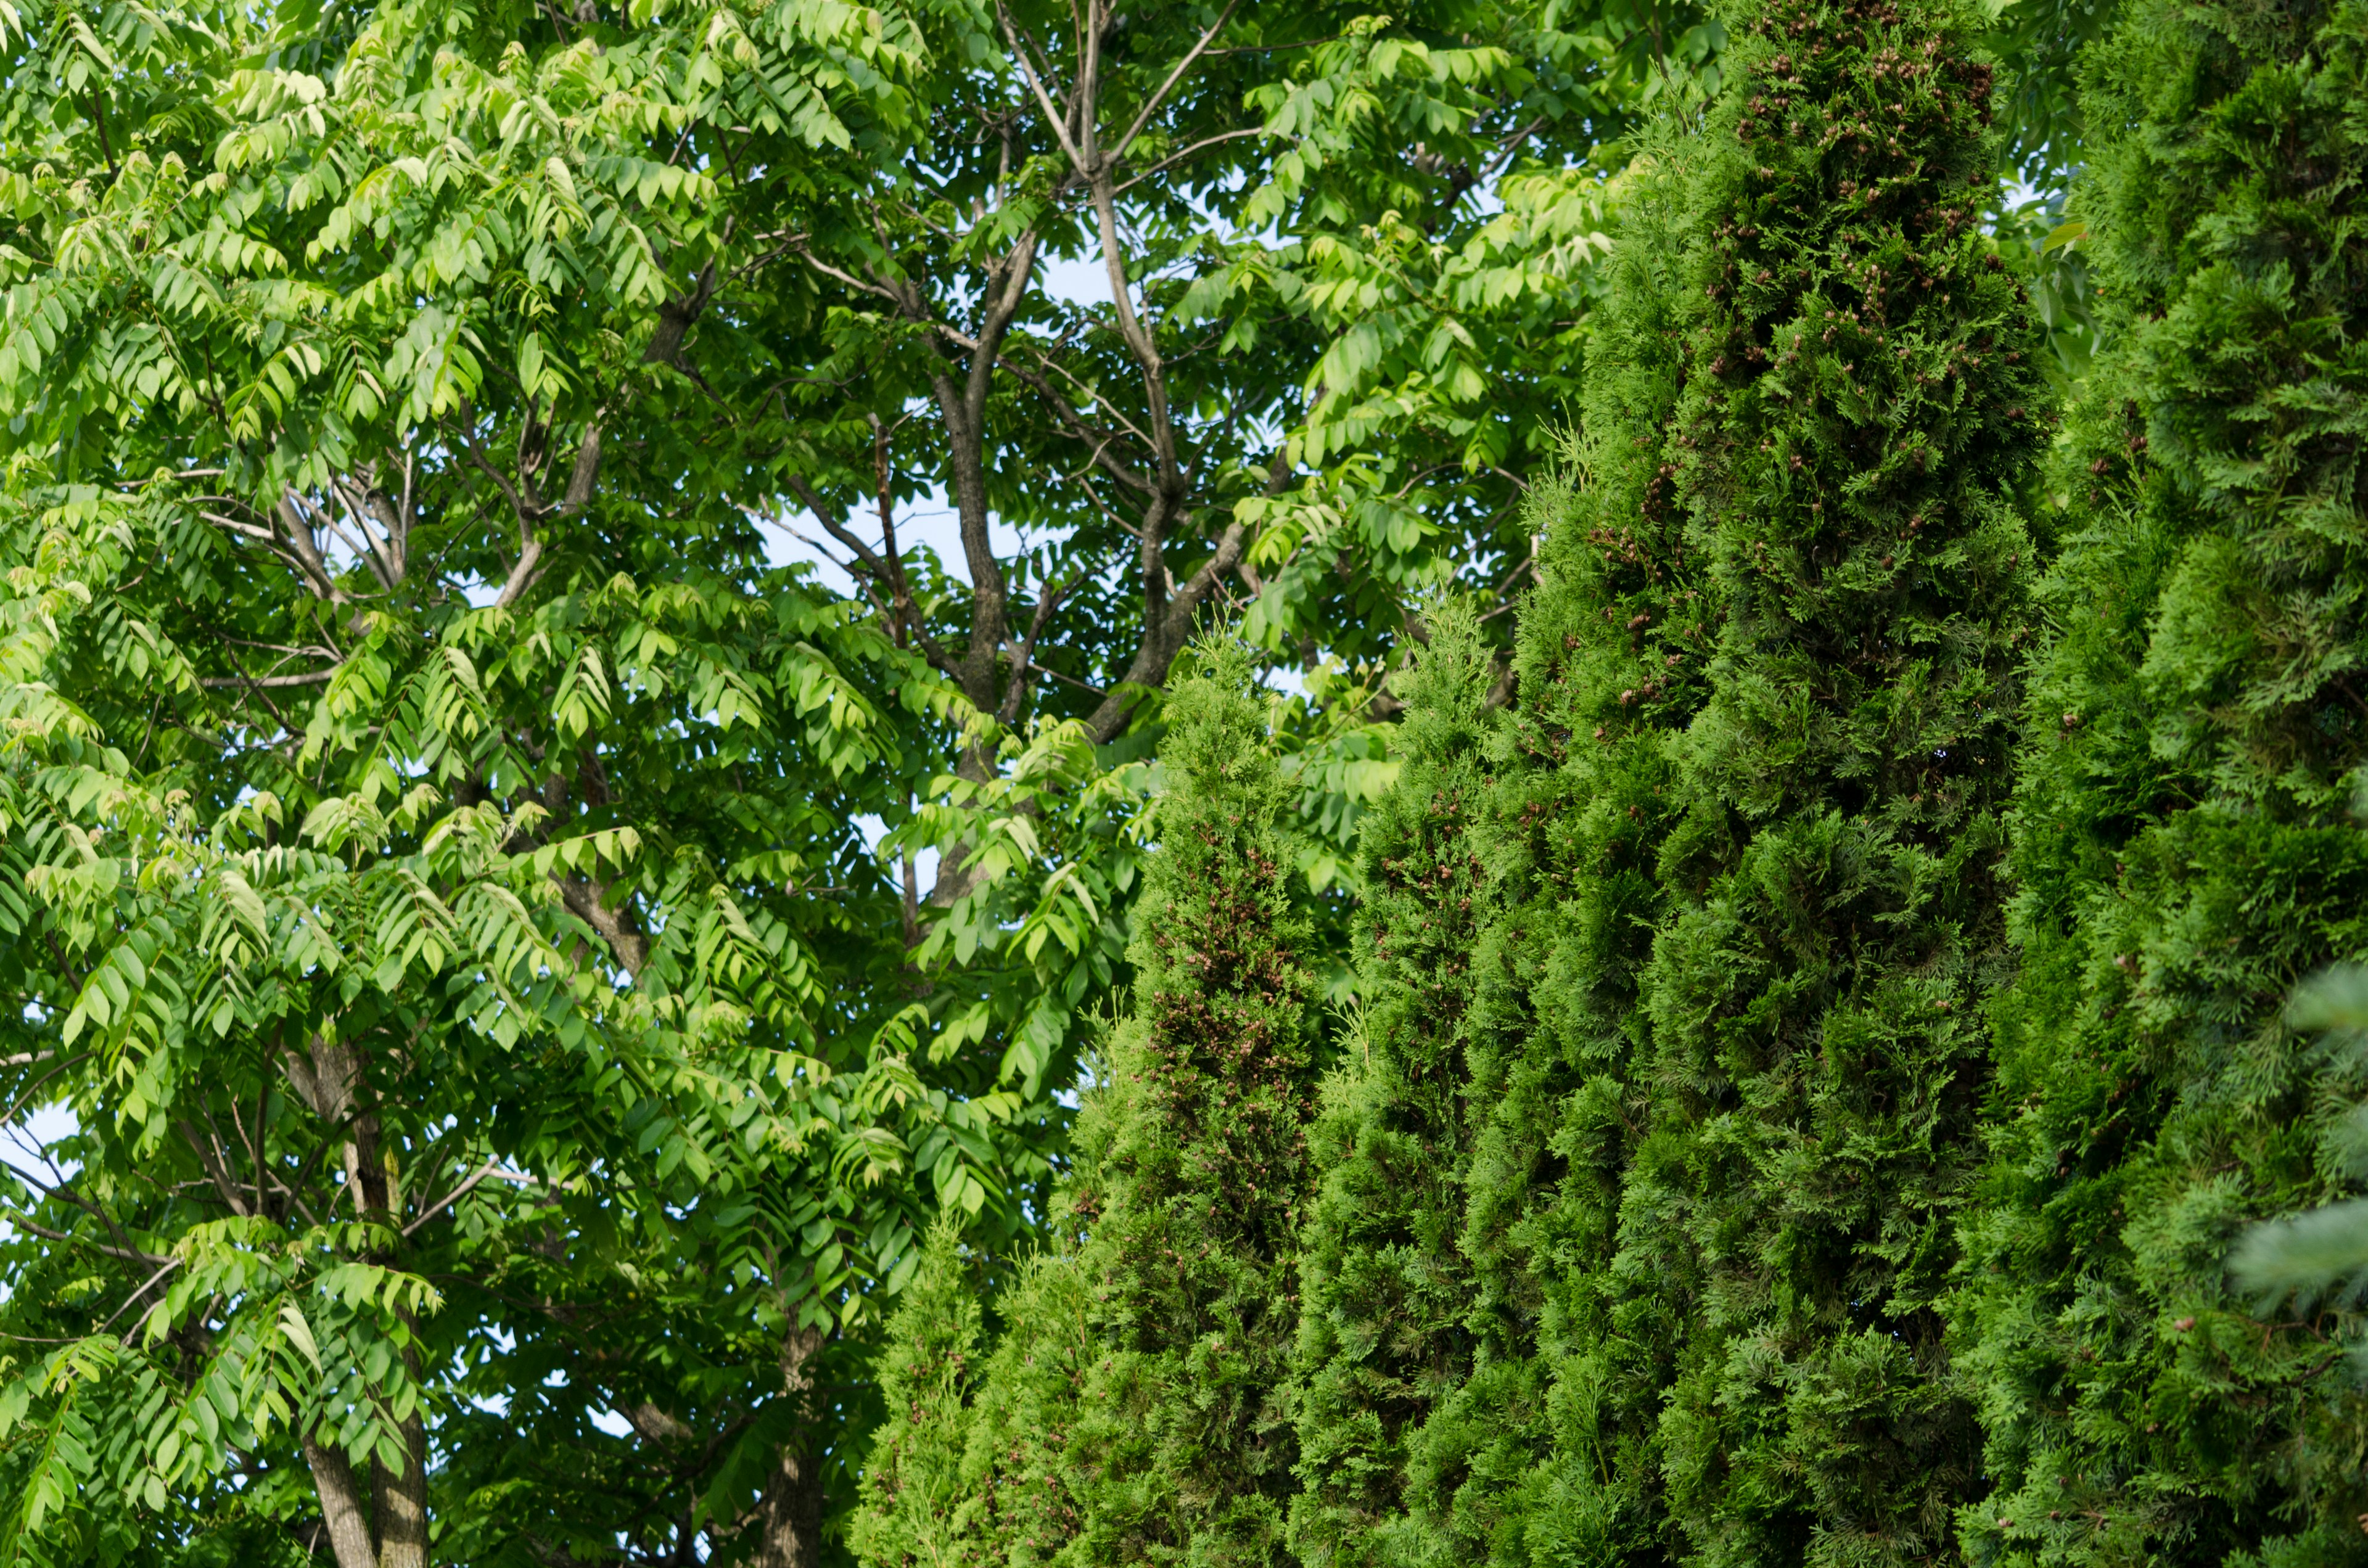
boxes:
[403,1158,532,1238]
[1112,0,1240,160]
[996,2,1088,166]
[1112,126,1267,195]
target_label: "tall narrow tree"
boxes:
[1297,1,2050,1561]
[1288,608,1499,1568]
[1289,137,1713,1564]
[1952,0,2368,1559]
[852,645,1325,1568]
[1612,0,2049,1559]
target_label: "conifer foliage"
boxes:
[1952,1,2368,1560]
[1290,1,2053,1562]
[853,646,1323,1568]
[1627,0,2048,1558]
[1288,155,1706,1568]
[1288,611,1501,1568]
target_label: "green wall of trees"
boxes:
[853,0,2368,1566]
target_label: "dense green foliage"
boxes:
[18,0,2368,1554]
[1952,1,2368,1562]
[0,0,1656,1552]
[1287,605,1500,1568]
[1628,0,2047,1554]
[1297,0,2054,1559]
[852,648,1325,1568]
[1288,141,1703,1568]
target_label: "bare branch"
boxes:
[117,467,227,490]
[199,670,339,689]
[998,572,1081,725]
[997,1,1087,165]
[1112,127,1267,195]
[273,494,348,602]
[1112,0,1241,161]
[6,1212,176,1269]
[1481,115,1550,181]
[403,1158,532,1238]
[99,1255,183,1331]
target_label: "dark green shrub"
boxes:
[1952,2,2368,1561]
[1622,0,2049,1559]
[1293,1,2050,1561]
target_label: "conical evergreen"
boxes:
[1064,647,1325,1568]
[1292,160,1712,1568]
[1951,1,2368,1560]
[850,1227,1099,1568]
[850,1224,998,1568]
[1621,0,2048,1559]
[1288,610,1501,1568]
[1436,152,1720,1568]
[1294,2,2050,1561]
[852,646,1323,1568]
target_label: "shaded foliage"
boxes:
[1952,1,2368,1562]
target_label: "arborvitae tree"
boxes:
[1295,2,2049,1560]
[1952,1,2368,1560]
[1609,0,2047,1559]
[852,647,1322,1568]
[1289,614,1499,1568]
[1065,646,1324,1568]
[852,1225,1098,1568]
[850,1223,993,1568]
[1439,157,1715,1568]
[1297,162,1724,1568]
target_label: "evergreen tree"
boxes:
[1288,163,1714,1568]
[1295,2,2049,1561]
[850,1224,994,1568]
[1289,612,1500,1568]
[852,1229,1099,1568]
[1066,647,1325,1568]
[1606,0,2048,1559]
[1438,157,1717,1568]
[1952,1,2368,1561]
[852,647,1323,1568]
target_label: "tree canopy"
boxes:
[0,0,1710,1559]
[20,0,2368,1560]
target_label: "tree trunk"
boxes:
[371,1409,431,1568]
[750,1325,828,1568]
[305,1434,380,1568]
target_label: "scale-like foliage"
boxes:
[1952,1,2368,1561]
[1623,0,2048,1559]
[1289,141,1711,1567]
[1063,648,1325,1567]
[1288,615,1498,1568]
[1297,2,2049,1562]
[854,649,1325,1568]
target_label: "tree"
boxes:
[852,644,1326,1568]
[1296,0,2052,1555]
[0,0,1056,1561]
[1951,0,2368,1559]
[1340,150,1715,1568]
[0,0,1748,1555]
[1618,0,2049,1556]
[781,0,1722,794]
[1286,609,1500,1568]
[1284,199,1713,1559]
